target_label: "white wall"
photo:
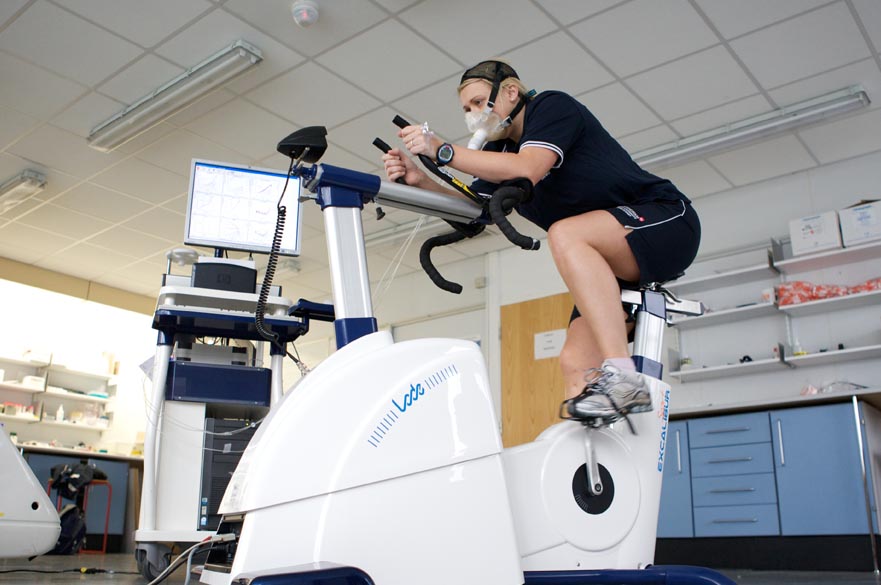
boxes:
[0,279,155,452]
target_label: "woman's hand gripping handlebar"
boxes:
[373,135,485,295]
[489,178,540,251]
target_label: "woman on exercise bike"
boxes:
[382,60,700,427]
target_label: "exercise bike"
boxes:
[198,127,733,585]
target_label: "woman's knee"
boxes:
[547,216,580,258]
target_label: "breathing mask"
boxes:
[460,60,530,150]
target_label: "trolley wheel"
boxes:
[135,542,172,581]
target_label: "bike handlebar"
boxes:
[488,183,540,251]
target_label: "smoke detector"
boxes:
[291,0,319,28]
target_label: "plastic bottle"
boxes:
[56,404,64,422]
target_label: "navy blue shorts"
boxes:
[569,198,700,331]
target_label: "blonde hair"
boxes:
[457,76,529,98]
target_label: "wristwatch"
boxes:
[437,143,454,166]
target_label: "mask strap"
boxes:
[485,62,505,110]
[500,96,527,128]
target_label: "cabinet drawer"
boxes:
[692,473,777,507]
[694,504,780,537]
[691,443,774,477]
[688,412,771,448]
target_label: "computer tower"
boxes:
[199,418,258,531]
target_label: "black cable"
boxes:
[254,157,296,351]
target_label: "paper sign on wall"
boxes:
[534,329,566,360]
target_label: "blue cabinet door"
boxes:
[771,402,876,535]
[657,421,693,537]
[87,458,128,536]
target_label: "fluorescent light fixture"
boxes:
[633,85,870,170]
[88,40,263,152]
[0,169,46,213]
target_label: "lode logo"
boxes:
[656,388,671,472]
[392,383,425,413]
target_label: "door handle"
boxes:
[776,418,785,466]
[708,456,753,464]
[676,430,682,473]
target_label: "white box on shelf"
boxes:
[839,200,881,247]
[789,211,842,256]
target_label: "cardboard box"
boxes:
[839,200,881,247]
[789,211,842,256]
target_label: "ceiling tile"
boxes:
[248,62,381,128]
[115,122,178,155]
[708,134,816,186]
[62,0,213,48]
[0,221,76,255]
[92,158,187,204]
[165,89,238,128]
[853,0,881,52]
[0,0,142,86]
[628,45,758,120]
[768,58,881,111]
[318,144,376,174]
[0,197,43,221]
[327,107,410,167]
[400,0,557,65]
[184,98,294,160]
[122,207,185,243]
[8,124,125,179]
[161,194,188,215]
[317,20,460,102]
[52,183,150,223]
[730,3,871,89]
[534,0,624,25]
[0,1,27,26]
[0,52,86,118]
[223,0,386,58]
[799,107,881,164]
[97,54,184,105]
[50,92,124,138]
[578,83,661,137]
[619,125,680,154]
[87,225,174,257]
[371,0,421,12]
[135,130,246,176]
[17,203,112,239]
[38,242,138,280]
[391,74,467,146]
[670,94,772,136]
[569,0,719,77]
[0,240,53,264]
[501,32,614,96]
[695,0,830,39]
[154,9,306,95]
[0,105,38,150]
[658,160,733,199]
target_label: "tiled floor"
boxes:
[0,554,879,584]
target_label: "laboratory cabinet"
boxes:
[657,421,692,538]
[656,399,881,570]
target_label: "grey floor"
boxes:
[0,554,879,584]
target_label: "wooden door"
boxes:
[500,292,572,447]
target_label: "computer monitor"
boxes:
[184,159,302,256]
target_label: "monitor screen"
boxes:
[184,159,302,256]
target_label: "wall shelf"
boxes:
[671,302,777,330]
[0,356,49,368]
[670,356,789,383]
[667,260,778,296]
[785,344,881,368]
[774,240,881,274]
[0,381,44,394]
[43,389,110,404]
[46,363,115,383]
[38,420,107,432]
[778,289,881,317]
[0,413,38,423]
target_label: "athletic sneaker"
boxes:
[563,362,652,426]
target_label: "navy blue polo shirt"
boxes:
[472,91,689,231]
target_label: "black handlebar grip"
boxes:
[393,115,410,129]
[490,186,540,251]
[373,137,406,185]
[419,231,469,294]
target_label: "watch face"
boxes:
[439,144,453,164]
